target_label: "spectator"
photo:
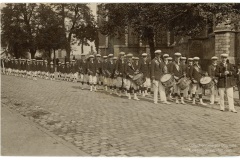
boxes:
[236,62,240,99]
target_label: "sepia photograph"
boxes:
[1,1,240,157]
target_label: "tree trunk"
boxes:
[48,49,51,61]
[13,44,18,58]
[60,4,71,60]
[147,28,155,60]
[30,48,36,59]
[81,40,84,54]
[95,34,99,54]
[53,49,56,71]
[65,42,71,60]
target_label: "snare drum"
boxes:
[160,74,174,88]
[200,76,214,89]
[132,73,146,86]
[178,77,191,90]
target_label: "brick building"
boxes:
[98,13,240,71]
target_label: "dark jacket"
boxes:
[186,65,193,78]
[125,60,135,79]
[107,60,116,78]
[168,61,184,78]
[87,60,96,76]
[116,59,126,78]
[71,64,78,73]
[190,64,204,83]
[49,65,54,73]
[151,57,163,81]
[43,64,49,72]
[95,60,102,74]
[102,60,108,77]
[65,65,71,74]
[138,59,150,78]
[57,65,62,73]
[208,64,217,78]
[80,60,88,74]
[216,62,236,88]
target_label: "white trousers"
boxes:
[125,79,138,90]
[219,87,235,110]
[107,78,113,87]
[143,78,151,88]
[89,75,97,85]
[153,80,167,103]
[210,85,218,103]
[192,83,203,94]
[96,74,103,85]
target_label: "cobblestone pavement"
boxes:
[1,75,240,157]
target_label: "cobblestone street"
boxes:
[1,75,240,156]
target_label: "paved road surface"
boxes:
[1,75,240,156]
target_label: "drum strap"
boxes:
[174,61,180,71]
[194,65,201,72]
[128,61,135,71]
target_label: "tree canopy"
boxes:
[1,3,98,59]
[98,3,240,59]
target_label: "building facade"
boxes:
[98,15,240,71]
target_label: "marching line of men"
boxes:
[1,50,239,113]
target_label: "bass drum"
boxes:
[178,77,191,90]
[200,76,214,89]
[160,74,174,88]
[132,73,146,86]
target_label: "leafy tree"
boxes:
[74,23,98,53]
[51,3,97,58]
[98,3,240,59]
[1,3,39,58]
[35,4,66,62]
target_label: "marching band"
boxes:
[1,51,239,113]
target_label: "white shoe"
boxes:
[230,109,237,113]
[163,101,171,105]
[200,100,207,106]
[154,102,158,104]
[192,99,196,105]
[176,99,179,104]
[134,97,140,101]
[127,93,131,99]
[181,100,186,105]
[210,102,214,105]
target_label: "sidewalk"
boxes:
[1,104,88,156]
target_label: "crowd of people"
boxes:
[1,50,240,113]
